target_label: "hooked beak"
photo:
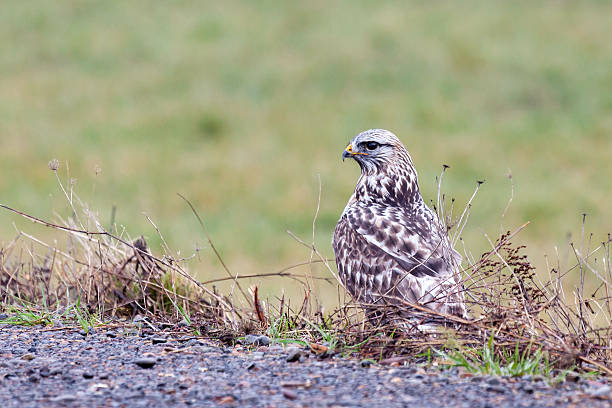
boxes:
[342,143,368,162]
[342,144,353,161]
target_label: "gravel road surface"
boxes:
[0,324,610,407]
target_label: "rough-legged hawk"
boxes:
[332,129,468,325]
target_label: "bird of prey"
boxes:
[332,129,468,326]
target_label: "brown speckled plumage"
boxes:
[332,129,468,322]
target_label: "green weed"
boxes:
[436,336,552,378]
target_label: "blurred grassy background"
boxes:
[1,1,610,302]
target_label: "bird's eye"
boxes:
[365,142,379,151]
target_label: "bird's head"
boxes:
[342,129,420,204]
[342,129,412,174]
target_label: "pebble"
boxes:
[49,367,63,376]
[286,348,302,363]
[588,385,611,398]
[486,377,501,385]
[242,335,270,347]
[21,353,35,361]
[134,358,156,369]
[83,371,94,379]
[282,389,298,400]
[151,337,167,345]
[183,339,199,347]
[177,319,190,327]
[50,394,77,403]
[255,336,270,346]
[243,335,258,344]
[0,314,8,320]
[522,384,534,394]
[360,359,373,368]
[486,385,507,393]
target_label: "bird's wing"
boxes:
[333,215,422,304]
[342,201,459,278]
[333,213,467,317]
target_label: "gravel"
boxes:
[0,324,609,407]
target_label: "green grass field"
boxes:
[1,1,611,298]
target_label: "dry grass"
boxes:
[1,164,610,379]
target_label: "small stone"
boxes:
[88,383,109,394]
[152,337,167,345]
[39,367,51,377]
[177,319,190,327]
[242,335,259,345]
[532,375,545,382]
[255,336,270,346]
[106,332,117,339]
[134,358,156,369]
[252,352,265,360]
[486,385,506,393]
[183,339,199,348]
[214,395,235,404]
[522,384,534,394]
[0,313,8,320]
[28,374,40,382]
[21,353,35,361]
[51,394,77,403]
[487,377,501,385]
[360,359,373,368]
[286,348,302,363]
[49,368,63,376]
[247,362,257,371]
[407,367,424,375]
[565,371,580,383]
[83,372,94,379]
[282,389,297,400]
[588,385,611,398]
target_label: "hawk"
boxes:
[332,129,468,326]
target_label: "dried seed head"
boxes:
[48,159,59,171]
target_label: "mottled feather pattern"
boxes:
[333,129,468,322]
